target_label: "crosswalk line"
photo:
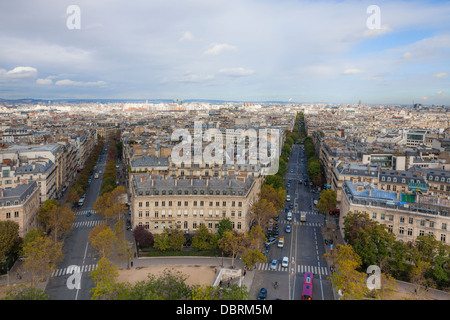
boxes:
[51,264,98,277]
[256,262,329,276]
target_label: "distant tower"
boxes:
[358,100,362,106]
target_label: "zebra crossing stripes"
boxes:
[256,262,329,276]
[278,220,322,227]
[256,262,288,272]
[74,209,96,216]
[72,220,102,228]
[51,264,98,277]
[297,265,329,276]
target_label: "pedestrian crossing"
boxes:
[72,220,103,228]
[256,262,330,276]
[278,220,323,227]
[51,264,98,277]
[74,209,96,216]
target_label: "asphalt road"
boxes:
[249,144,335,300]
[45,146,109,300]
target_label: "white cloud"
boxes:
[204,43,237,56]
[219,67,255,77]
[36,78,52,85]
[436,91,445,95]
[434,72,448,78]
[0,66,37,81]
[402,52,413,59]
[173,74,214,83]
[179,31,195,42]
[55,79,107,86]
[342,68,365,75]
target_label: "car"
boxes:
[273,229,279,237]
[290,169,294,173]
[86,211,91,217]
[285,225,291,233]
[282,257,289,268]
[314,200,318,205]
[270,259,278,270]
[258,288,267,300]
[266,237,277,245]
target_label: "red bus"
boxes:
[301,272,313,300]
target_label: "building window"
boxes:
[237,222,242,230]
[442,223,447,230]
[14,211,19,218]
[154,211,159,218]
[372,212,377,219]
[145,211,149,217]
[6,212,11,219]
[420,220,425,226]
[400,216,405,223]
[419,230,425,236]
[407,228,413,236]
[441,234,446,243]
[139,202,142,207]
[145,222,150,229]
[380,213,385,220]
[409,217,413,224]
[429,221,435,228]
[184,221,188,229]
[138,211,142,218]
[399,227,404,235]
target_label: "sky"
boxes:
[0,0,449,105]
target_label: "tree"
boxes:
[48,204,76,242]
[37,199,60,234]
[191,283,249,300]
[3,285,49,300]
[241,248,266,269]
[167,228,186,251]
[153,231,170,252]
[192,224,217,251]
[259,184,285,211]
[217,219,233,240]
[21,235,64,286]
[133,225,154,249]
[324,244,369,300]
[114,268,191,300]
[0,220,20,266]
[218,231,246,267]
[249,199,277,230]
[90,257,119,300]
[264,174,284,189]
[89,224,117,258]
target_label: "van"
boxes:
[77,197,85,207]
[287,211,292,221]
[286,195,291,202]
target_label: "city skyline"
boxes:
[0,0,449,105]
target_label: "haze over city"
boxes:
[0,0,449,105]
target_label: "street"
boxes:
[249,143,335,300]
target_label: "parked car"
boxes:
[282,257,289,268]
[258,288,267,300]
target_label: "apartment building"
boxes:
[130,174,263,235]
[340,181,449,244]
[0,181,40,237]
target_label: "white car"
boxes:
[270,259,278,270]
[282,257,289,268]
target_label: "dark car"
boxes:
[258,288,267,300]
